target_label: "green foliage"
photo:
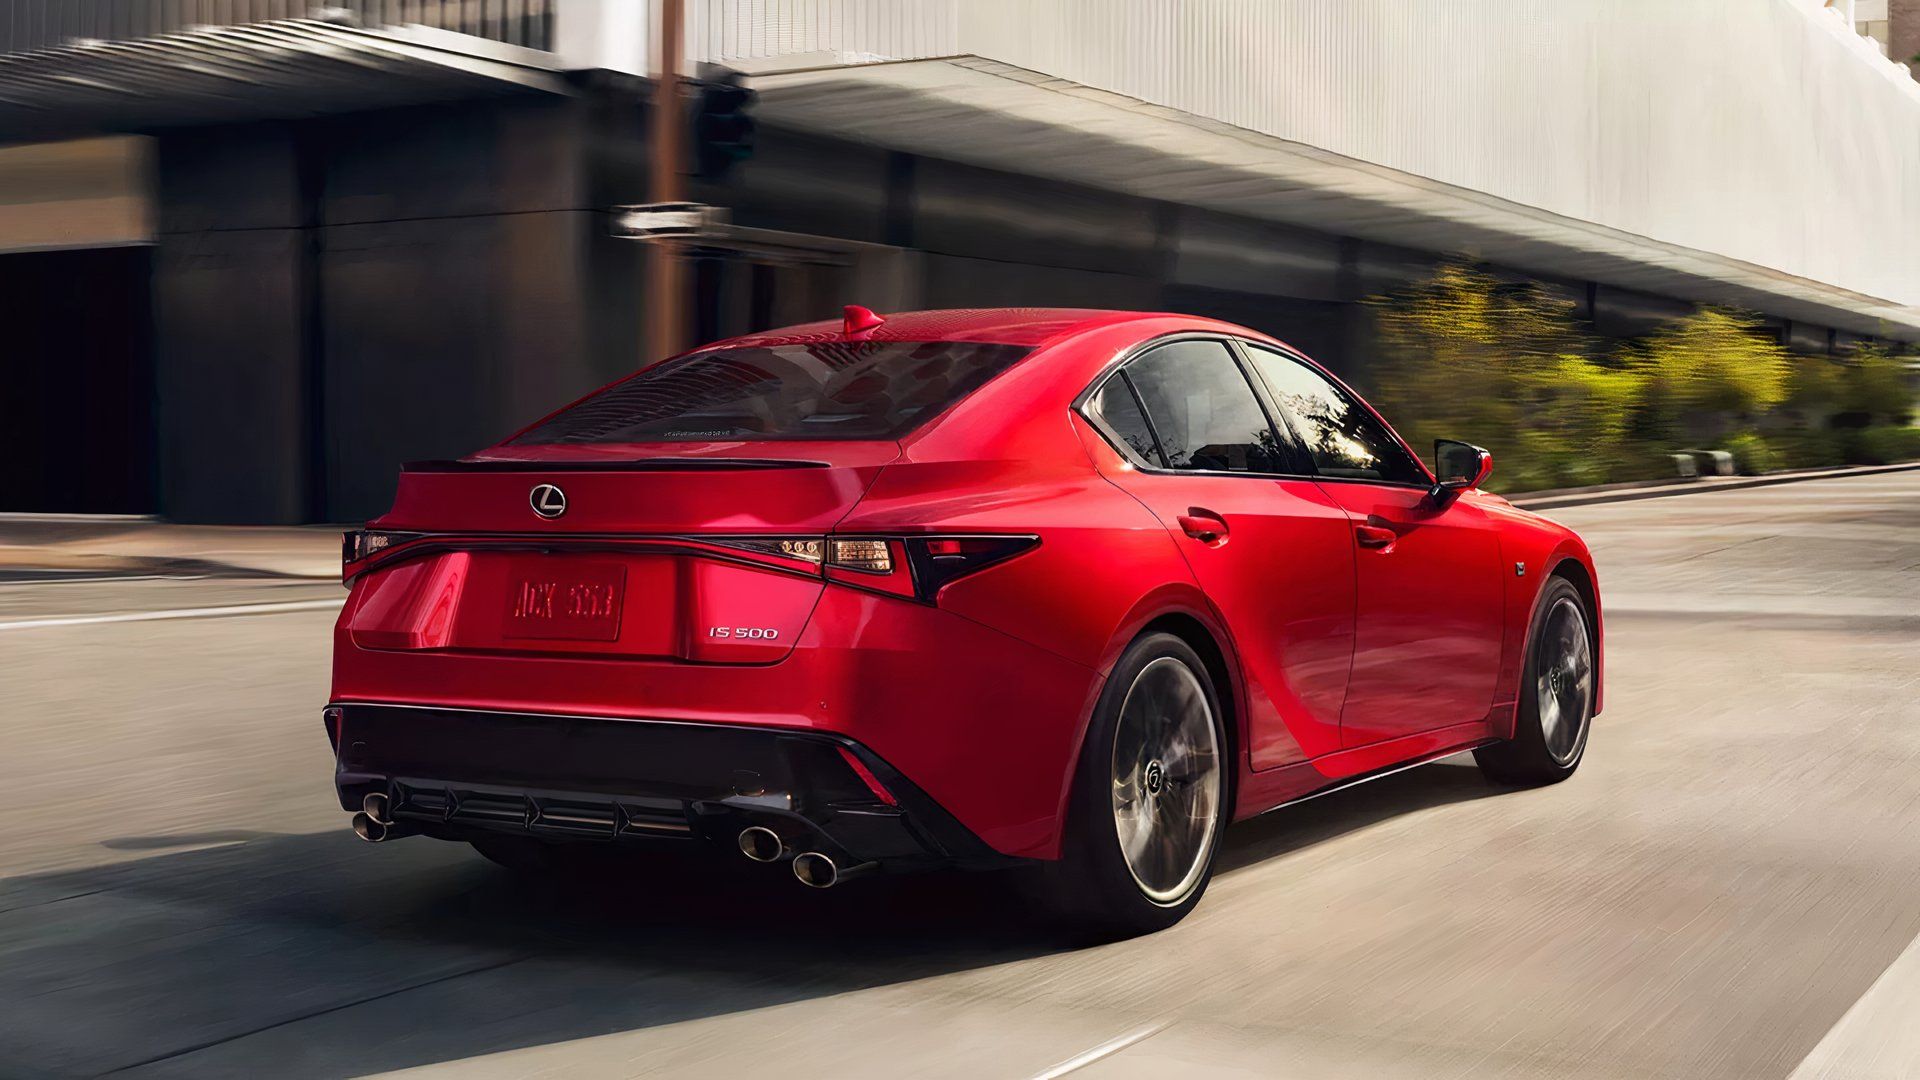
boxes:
[1773,427,1846,469]
[1365,263,1644,491]
[1363,261,1914,491]
[1723,431,1784,476]
[1843,424,1920,466]
[1623,308,1791,442]
[1836,348,1917,424]
[1784,354,1843,413]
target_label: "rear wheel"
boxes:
[1475,576,1594,785]
[1042,632,1227,938]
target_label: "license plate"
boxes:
[503,560,625,641]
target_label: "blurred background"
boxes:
[4,3,1920,1078]
[1,0,1915,524]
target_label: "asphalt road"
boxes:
[3,471,1918,1079]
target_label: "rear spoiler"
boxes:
[402,458,831,473]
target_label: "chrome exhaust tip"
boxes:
[792,852,875,888]
[737,825,787,863]
[362,791,393,826]
[792,852,838,887]
[351,811,388,843]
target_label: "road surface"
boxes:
[2,471,1917,1079]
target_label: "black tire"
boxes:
[1039,632,1229,939]
[1475,575,1595,786]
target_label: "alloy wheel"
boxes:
[1536,595,1594,765]
[1110,656,1222,904]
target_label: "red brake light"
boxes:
[818,534,1037,603]
[903,535,1039,601]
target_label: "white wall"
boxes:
[568,0,1920,307]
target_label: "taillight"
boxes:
[903,535,1038,599]
[342,529,424,584]
[729,533,1037,601]
[338,528,1036,602]
[817,534,1039,603]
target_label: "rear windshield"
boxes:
[510,340,1033,444]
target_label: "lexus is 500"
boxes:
[328,307,1601,936]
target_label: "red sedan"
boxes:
[329,307,1601,936]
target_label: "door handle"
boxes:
[1355,524,1397,549]
[1178,510,1228,543]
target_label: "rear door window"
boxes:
[511,341,1032,444]
[1241,344,1428,486]
[1122,340,1290,473]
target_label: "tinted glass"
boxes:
[1243,345,1428,485]
[1124,340,1287,473]
[1090,377,1164,465]
[511,340,1032,444]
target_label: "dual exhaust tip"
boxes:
[350,801,865,887]
[352,792,399,843]
[736,826,869,888]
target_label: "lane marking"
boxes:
[1788,930,1920,1079]
[0,598,344,632]
[1033,1019,1173,1079]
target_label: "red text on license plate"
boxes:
[504,561,625,641]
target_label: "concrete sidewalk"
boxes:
[0,517,340,580]
[2,459,1914,582]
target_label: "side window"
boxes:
[1089,377,1164,466]
[1124,340,1288,474]
[1241,345,1428,486]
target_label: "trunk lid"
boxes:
[345,442,899,664]
[375,441,898,533]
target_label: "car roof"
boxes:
[703,308,1199,350]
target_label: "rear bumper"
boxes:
[331,583,1105,859]
[327,702,1016,869]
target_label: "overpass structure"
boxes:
[0,0,1913,521]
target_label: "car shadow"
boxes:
[0,758,1503,1077]
[1216,756,1502,875]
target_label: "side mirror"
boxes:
[1429,439,1492,504]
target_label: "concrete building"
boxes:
[1,0,1917,522]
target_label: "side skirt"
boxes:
[1232,721,1493,821]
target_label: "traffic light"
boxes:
[692,71,755,183]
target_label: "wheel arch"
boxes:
[1045,593,1248,856]
[1136,611,1242,813]
[1545,551,1603,718]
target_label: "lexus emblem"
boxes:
[528,483,568,519]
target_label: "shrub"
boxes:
[1784,354,1843,416]
[1773,427,1846,469]
[1836,348,1917,426]
[1365,262,1644,491]
[1361,262,1913,493]
[1623,308,1791,444]
[1723,432,1784,476]
[1843,425,1920,466]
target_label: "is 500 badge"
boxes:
[706,626,780,640]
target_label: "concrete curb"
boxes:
[1512,461,1920,510]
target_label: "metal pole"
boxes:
[645,0,687,363]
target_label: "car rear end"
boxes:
[326,329,1093,879]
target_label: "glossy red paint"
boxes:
[1313,481,1506,747]
[330,307,1601,862]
